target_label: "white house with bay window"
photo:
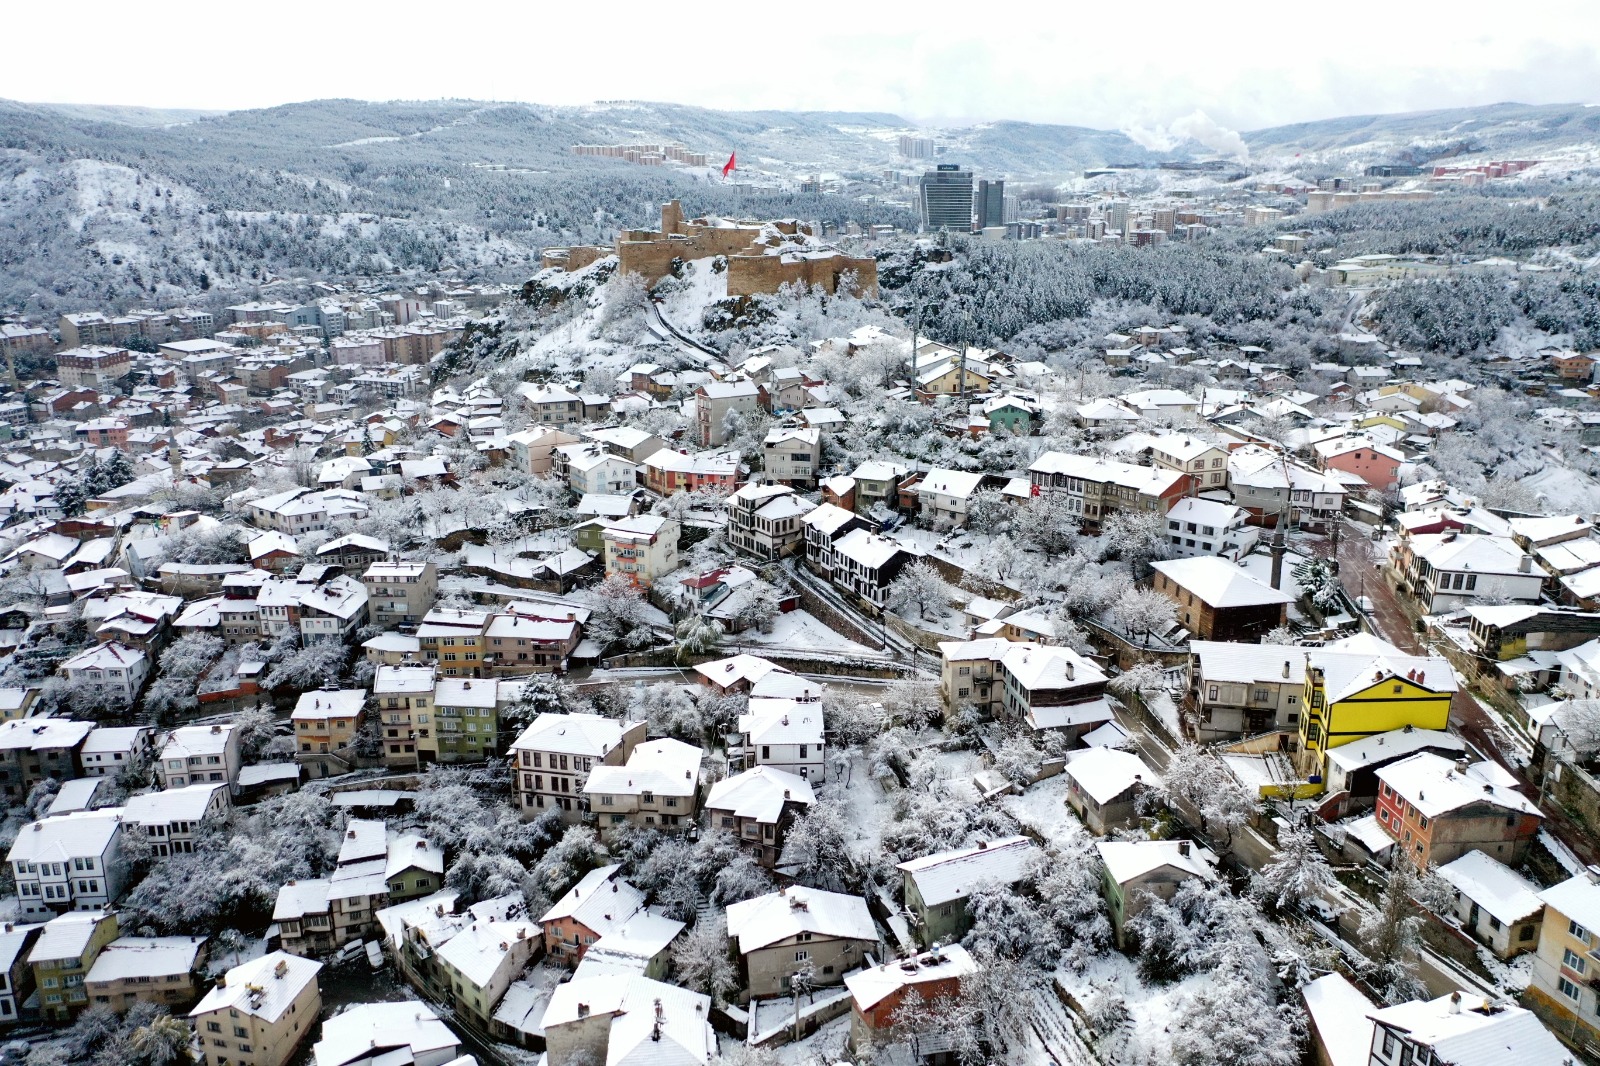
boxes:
[7,811,126,918]
[58,643,149,704]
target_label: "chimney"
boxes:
[977,840,987,850]
[1450,991,1462,1014]
[1455,758,1469,775]
[1178,840,1191,856]
[1282,661,1290,679]
[1519,555,1533,573]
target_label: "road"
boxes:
[1334,519,1600,867]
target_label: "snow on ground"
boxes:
[837,753,895,864]
[1056,952,1205,1065]
[733,609,886,659]
[1477,947,1535,995]
[889,525,993,577]
[1000,775,1087,850]
[1541,828,1584,876]
[764,1013,851,1065]
[1141,691,1183,739]
[748,985,855,1044]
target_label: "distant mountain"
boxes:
[1,96,1596,314]
[1244,101,1600,161]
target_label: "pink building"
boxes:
[1314,438,1403,491]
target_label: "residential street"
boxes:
[1334,519,1600,867]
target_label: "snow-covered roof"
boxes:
[160,723,234,760]
[801,501,860,536]
[1541,871,1600,937]
[726,888,876,954]
[1367,993,1566,1065]
[190,950,321,1023]
[8,810,121,864]
[1436,851,1544,926]
[896,837,1037,906]
[1151,557,1294,608]
[122,783,224,826]
[694,653,787,688]
[434,912,540,989]
[706,766,815,824]
[917,467,985,499]
[1409,533,1530,577]
[739,701,824,746]
[86,936,204,983]
[845,943,979,1011]
[31,910,112,963]
[833,527,910,569]
[1302,973,1376,1066]
[1000,644,1106,691]
[512,712,639,759]
[1309,632,1457,704]
[311,1001,457,1066]
[1375,754,1541,819]
[292,688,367,720]
[579,911,687,978]
[585,739,703,799]
[540,974,713,1066]
[1323,728,1468,773]
[1063,747,1159,805]
[540,864,647,935]
[0,717,95,752]
[1095,839,1218,886]
[1190,641,1305,686]
[1164,496,1245,527]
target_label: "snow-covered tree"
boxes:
[143,634,224,719]
[673,614,724,664]
[1161,742,1259,848]
[1294,558,1343,613]
[1108,587,1177,641]
[627,683,703,743]
[1100,509,1173,575]
[1360,857,1428,1004]
[263,637,348,691]
[778,801,853,892]
[586,574,655,650]
[1252,824,1336,913]
[673,911,738,1004]
[888,560,954,621]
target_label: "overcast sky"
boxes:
[5,0,1598,132]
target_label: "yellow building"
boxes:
[291,688,365,757]
[189,951,322,1066]
[1527,871,1600,1055]
[1295,634,1455,780]
[417,608,489,678]
[29,911,120,1022]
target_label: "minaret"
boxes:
[1269,507,1289,590]
[167,433,183,483]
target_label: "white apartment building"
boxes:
[58,643,150,704]
[734,698,827,782]
[121,783,230,857]
[8,812,126,918]
[156,723,242,792]
[510,713,645,822]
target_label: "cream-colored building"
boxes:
[583,739,704,834]
[362,561,438,628]
[84,935,206,1012]
[726,887,880,999]
[601,514,679,587]
[188,951,322,1066]
[1527,870,1600,1048]
[510,713,645,822]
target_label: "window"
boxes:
[1565,948,1588,974]
[1559,976,1581,1001]
[1381,1031,1396,1056]
[794,950,809,962]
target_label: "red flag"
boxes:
[721,152,736,178]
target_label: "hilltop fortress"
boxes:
[541,200,877,297]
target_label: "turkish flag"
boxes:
[721,152,736,178]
